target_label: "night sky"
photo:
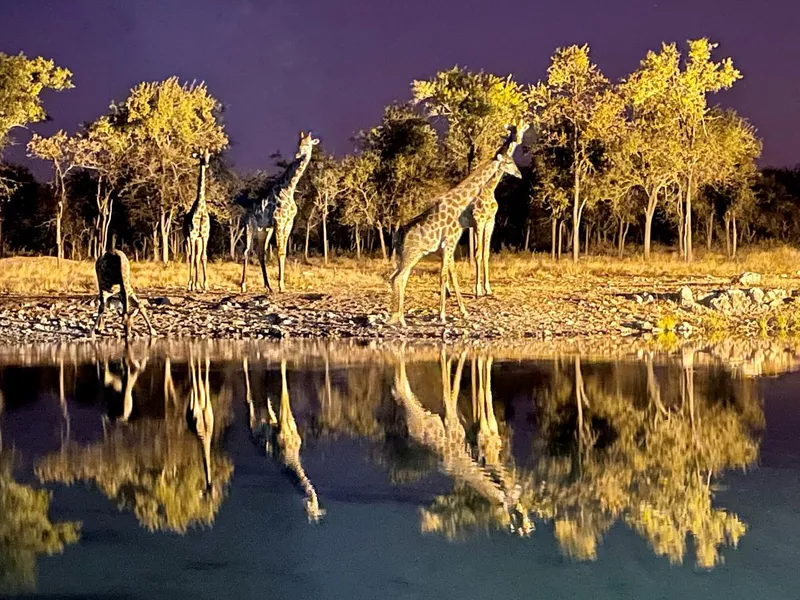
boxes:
[2,0,798,177]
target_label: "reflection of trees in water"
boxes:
[527,353,761,568]
[0,402,79,594]
[36,349,233,534]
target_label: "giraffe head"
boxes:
[192,149,211,166]
[494,153,522,179]
[295,131,320,159]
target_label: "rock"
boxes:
[747,288,765,305]
[736,272,761,286]
[709,295,732,314]
[727,289,747,309]
[678,286,695,309]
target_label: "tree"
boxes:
[0,52,73,151]
[667,40,741,262]
[107,77,228,264]
[307,152,345,265]
[530,147,570,259]
[531,45,624,263]
[358,104,445,239]
[341,151,381,259]
[27,130,81,262]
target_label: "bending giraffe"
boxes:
[391,349,530,534]
[240,132,319,293]
[100,341,151,423]
[243,357,325,522]
[389,145,522,327]
[93,249,156,338]
[183,150,211,293]
[464,121,529,297]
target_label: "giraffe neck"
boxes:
[446,158,504,211]
[278,152,311,201]
[193,161,207,214]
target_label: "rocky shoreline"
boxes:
[0,268,798,346]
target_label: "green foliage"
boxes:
[413,67,528,176]
[0,452,79,594]
[0,52,73,150]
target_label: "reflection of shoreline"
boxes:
[2,337,799,380]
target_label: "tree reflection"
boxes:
[0,405,79,594]
[36,349,233,533]
[526,354,761,568]
[244,357,326,522]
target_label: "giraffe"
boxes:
[243,357,325,522]
[184,351,215,495]
[391,349,530,535]
[389,149,522,327]
[471,352,533,535]
[93,249,156,339]
[240,131,319,293]
[464,121,529,297]
[100,341,151,423]
[183,150,211,293]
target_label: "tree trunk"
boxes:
[572,169,581,263]
[525,222,531,253]
[557,221,564,261]
[159,208,172,265]
[584,222,590,256]
[617,218,625,258]
[684,173,693,262]
[551,218,557,259]
[677,193,685,257]
[229,223,237,260]
[0,204,4,258]
[355,226,361,260]
[706,212,714,251]
[732,213,738,259]
[152,225,160,261]
[55,196,64,263]
[622,221,630,257]
[322,201,329,265]
[643,189,658,260]
[377,223,388,261]
[724,214,731,257]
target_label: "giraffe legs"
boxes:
[186,238,195,292]
[474,223,486,297]
[199,237,208,293]
[388,251,422,327]
[482,220,495,296]
[240,221,253,293]
[276,219,294,293]
[93,290,110,336]
[441,246,467,320]
[259,228,274,292]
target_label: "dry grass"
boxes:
[0,245,798,296]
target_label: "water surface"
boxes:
[1,340,799,599]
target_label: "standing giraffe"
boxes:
[240,132,319,293]
[93,249,156,338]
[392,349,531,535]
[243,357,325,522]
[464,121,529,297]
[183,150,211,293]
[389,148,522,326]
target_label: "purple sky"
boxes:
[2,0,798,178]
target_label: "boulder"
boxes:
[736,272,761,286]
[747,288,765,305]
[678,286,695,309]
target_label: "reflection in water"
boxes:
[0,402,79,594]
[245,356,326,522]
[36,345,233,533]
[0,339,772,592]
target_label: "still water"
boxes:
[0,340,799,599]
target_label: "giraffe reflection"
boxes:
[36,350,233,533]
[100,341,151,423]
[244,357,325,522]
[392,349,532,537]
